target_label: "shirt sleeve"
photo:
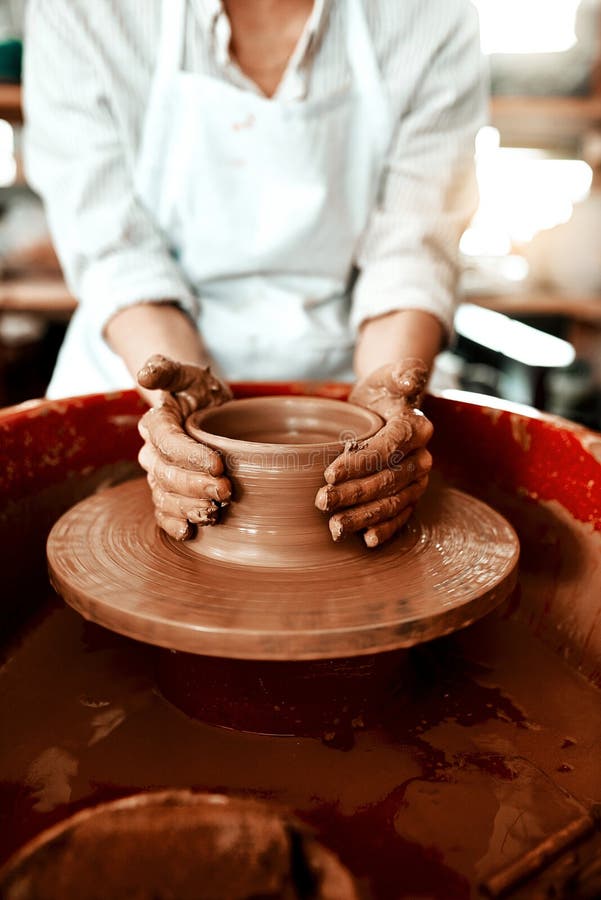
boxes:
[23,0,199,344]
[351,1,486,339]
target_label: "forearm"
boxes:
[353,309,443,381]
[105,303,209,405]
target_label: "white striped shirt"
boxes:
[24,0,486,346]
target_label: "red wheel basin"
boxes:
[0,385,600,899]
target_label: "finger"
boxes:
[374,360,429,400]
[388,360,428,407]
[349,360,428,409]
[327,477,427,541]
[324,417,412,484]
[138,444,231,501]
[139,406,224,474]
[364,506,415,549]
[137,355,200,392]
[151,486,221,525]
[154,509,193,541]
[175,373,233,417]
[325,413,432,484]
[137,355,233,407]
[318,448,432,512]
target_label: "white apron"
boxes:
[47,0,393,396]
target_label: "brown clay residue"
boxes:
[510,414,532,453]
[581,433,601,466]
[2,602,601,897]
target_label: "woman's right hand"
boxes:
[136,354,233,540]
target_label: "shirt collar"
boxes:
[190,0,333,53]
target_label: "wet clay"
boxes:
[185,396,383,566]
[1,599,601,900]
[0,790,358,900]
[46,477,519,660]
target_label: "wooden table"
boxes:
[471,291,601,323]
[0,277,76,316]
[0,83,22,124]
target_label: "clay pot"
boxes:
[0,791,358,900]
[185,396,383,567]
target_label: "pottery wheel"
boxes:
[47,478,519,660]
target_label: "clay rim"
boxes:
[185,395,383,454]
[0,789,357,897]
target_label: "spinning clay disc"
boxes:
[47,478,519,661]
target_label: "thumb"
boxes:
[350,359,428,409]
[137,355,186,391]
[388,359,429,407]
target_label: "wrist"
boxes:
[353,309,443,382]
[104,302,210,397]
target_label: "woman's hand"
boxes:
[137,354,233,540]
[315,360,433,548]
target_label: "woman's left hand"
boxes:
[315,360,433,548]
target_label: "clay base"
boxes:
[157,648,410,736]
[47,478,519,660]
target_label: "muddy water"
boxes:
[1,597,600,899]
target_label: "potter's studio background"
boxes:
[1,1,601,424]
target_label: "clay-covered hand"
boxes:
[315,360,433,548]
[137,354,233,540]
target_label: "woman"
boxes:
[25,0,485,545]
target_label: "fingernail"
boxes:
[364,531,379,548]
[170,522,191,541]
[193,452,223,475]
[209,478,231,502]
[329,518,344,542]
[324,463,343,485]
[315,484,336,511]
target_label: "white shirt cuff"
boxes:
[78,248,200,340]
[351,261,457,340]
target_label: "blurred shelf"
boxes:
[0,83,22,124]
[491,95,601,147]
[471,291,601,323]
[0,277,75,315]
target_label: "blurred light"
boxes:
[473,0,581,54]
[460,227,511,257]
[440,389,544,418]
[0,118,16,186]
[455,304,576,368]
[463,126,593,256]
[503,255,530,282]
[475,125,501,155]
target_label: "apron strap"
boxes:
[134,0,186,204]
[157,0,186,78]
[345,0,393,160]
[345,0,383,97]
